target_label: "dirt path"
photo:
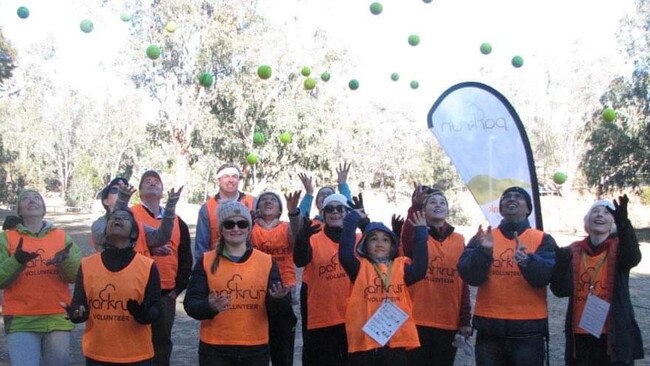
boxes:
[0,211,649,365]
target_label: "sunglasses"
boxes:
[222,220,250,229]
[323,205,348,214]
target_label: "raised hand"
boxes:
[475,225,494,253]
[391,214,405,237]
[336,162,351,185]
[298,173,314,195]
[165,186,184,207]
[117,184,137,201]
[348,193,364,211]
[14,238,38,265]
[512,232,529,266]
[298,216,321,239]
[608,194,629,226]
[408,210,427,227]
[45,243,73,266]
[411,183,429,209]
[208,290,230,313]
[284,190,302,214]
[269,282,294,299]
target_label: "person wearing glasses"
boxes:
[194,163,256,264]
[184,201,293,366]
[294,194,358,366]
[91,177,129,251]
[458,187,558,366]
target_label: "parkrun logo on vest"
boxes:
[318,253,346,280]
[24,249,60,277]
[433,104,508,133]
[213,274,267,301]
[258,241,291,257]
[490,248,520,276]
[363,276,405,302]
[426,253,457,283]
[88,284,132,322]
[577,267,607,292]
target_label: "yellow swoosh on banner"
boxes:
[466,175,531,205]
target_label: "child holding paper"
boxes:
[338,197,428,366]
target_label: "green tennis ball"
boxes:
[304,77,316,90]
[348,79,360,90]
[198,72,214,87]
[602,107,616,122]
[246,153,259,165]
[17,6,30,19]
[301,66,311,77]
[279,132,292,144]
[480,42,492,55]
[120,11,132,22]
[253,132,266,145]
[408,34,420,46]
[370,2,383,15]
[80,19,94,33]
[410,80,419,89]
[146,45,161,60]
[257,65,272,79]
[552,171,567,185]
[390,72,400,81]
[320,72,330,82]
[511,55,524,68]
[165,21,177,33]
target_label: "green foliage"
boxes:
[641,186,650,205]
[0,136,24,204]
[65,154,102,209]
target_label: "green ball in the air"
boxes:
[370,2,383,15]
[552,172,567,185]
[390,73,399,81]
[146,45,161,60]
[165,22,177,33]
[253,132,266,145]
[80,19,94,33]
[480,42,492,55]
[410,80,419,89]
[120,11,132,22]
[348,79,360,90]
[602,107,616,122]
[279,132,292,144]
[257,65,272,79]
[304,77,316,90]
[408,34,420,46]
[17,6,30,19]
[246,153,259,165]
[198,72,214,87]
[511,55,524,68]
[320,72,330,82]
[301,67,311,77]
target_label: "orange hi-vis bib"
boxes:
[474,228,547,320]
[301,231,357,330]
[409,232,465,329]
[206,195,255,250]
[3,229,70,316]
[346,258,419,352]
[82,253,154,363]
[200,249,271,346]
[131,204,181,290]
[250,221,296,286]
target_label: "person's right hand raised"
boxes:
[165,186,184,208]
[411,183,429,209]
[298,216,321,238]
[474,225,494,253]
[298,173,314,195]
[14,238,38,264]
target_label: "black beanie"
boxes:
[499,186,532,216]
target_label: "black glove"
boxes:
[347,193,365,211]
[555,246,572,267]
[14,238,38,265]
[45,243,72,266]
[299,216,321,239]
[607,194,629,227]
[62,303,88,323]
[391,214,404,238]
[126,299,149,324]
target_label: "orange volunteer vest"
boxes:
[346,257,419,352]
[206,194,255,250]
[250,221,296,286]
[200,249,272,346]
[409,233,466,329]
[301,231,357,330]
[131,204,181,290]
[474,228,547,320]
[3,229,70,316]
[81,253,154,363]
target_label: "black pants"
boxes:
[570,334,634,366]
[198,343,269,366]
[152,294,176,366]
[406,326,458,366]
[347,347,407,366]
[301,324,348,366]
[475,331,545,366]
[269,306,297,366]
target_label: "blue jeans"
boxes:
[152,293,176,366]
[6,331,70,366]
[475,331,545,366]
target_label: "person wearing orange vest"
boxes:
[458,186,557,366]
[184,201,293,366]
[551,196,644,365]
[0,189,82,366]
[194,163,256,264]
[132,170,192,366]
[297,162,353,225]
[338,201,428,366]
[250,190,302,366]
[294,193,357,366]
[401,188,473,366]
[64,208,162,365]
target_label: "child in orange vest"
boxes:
[338,203,428,366]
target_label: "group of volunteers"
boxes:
[0,161,644,366]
